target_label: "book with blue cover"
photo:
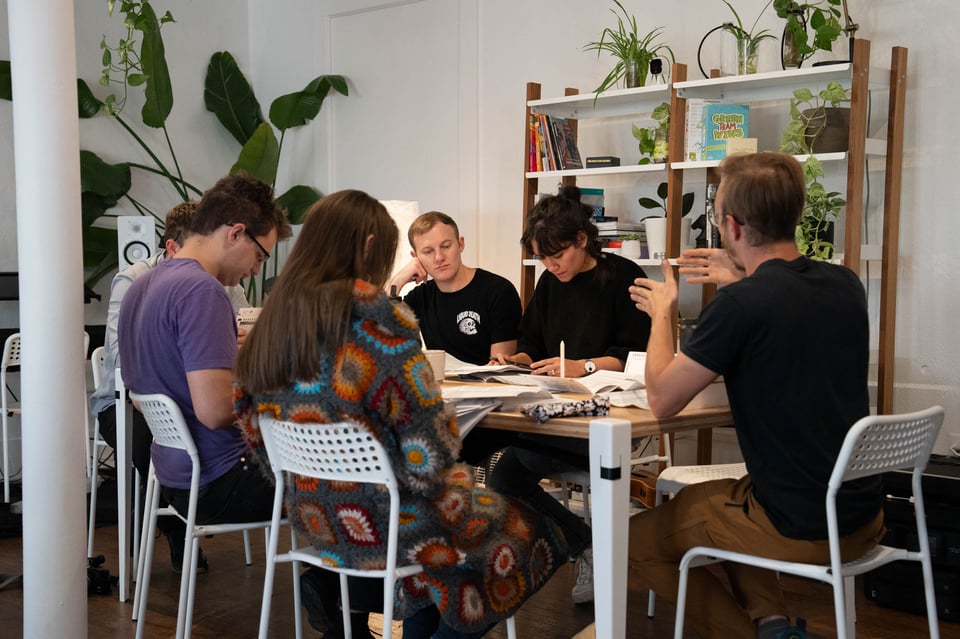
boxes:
[702,104,749,161]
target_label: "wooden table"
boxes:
[476,401,732,639]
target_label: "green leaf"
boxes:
[656,181,669,199]
[229,123,279,185]
[204,51,263,146]
[0,60,11,101]
[269,75,347,132]
[276,185,322,224]
[681,191,695,216]
[77,79,104,118]
[80,150,132,199]
[83,226,120,288]
[638,197,662,210]
[138,2,173,127]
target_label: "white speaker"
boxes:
[117,215,157,269]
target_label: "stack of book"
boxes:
[528,113,583,171]
[595,219,644,239]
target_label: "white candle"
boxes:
[559,340,566,378]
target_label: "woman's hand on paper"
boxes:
[530,356,585,378]
[676,248,744,287]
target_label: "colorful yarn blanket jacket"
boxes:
[235,279,568,631]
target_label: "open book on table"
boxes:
[450,367,643,396]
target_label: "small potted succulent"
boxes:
[619,233,643,259]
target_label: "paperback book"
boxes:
[702,104,749,161]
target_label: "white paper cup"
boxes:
[423,349,446,380]
[644,217,667,258]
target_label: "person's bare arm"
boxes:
[489,339,517,363]
[388,258,427,293]
[186,368,236,429]
[630,260,718,417]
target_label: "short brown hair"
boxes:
[407,211,459,249]
[717,152,805,244]
[191,174,292,241]
[161,201,198,247]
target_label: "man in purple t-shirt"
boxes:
[119,174,290,527]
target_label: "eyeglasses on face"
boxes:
[243,228,271,263]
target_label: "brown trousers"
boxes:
[627,475,884,639]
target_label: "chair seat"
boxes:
[656,462,747,494]
[682,543,911,584]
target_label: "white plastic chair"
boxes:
[672,406,945,639]
[130,391,276,639]
[257,415,518,639]
[87,346,108,557]
[1,333,22,503]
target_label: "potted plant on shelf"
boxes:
[584,0,675,95]
[638,181,695,218]
[631,102,671,164]
[774,0,845,68]
[619,233,643,259]
[779,81,850,260]
[720,0,776,75]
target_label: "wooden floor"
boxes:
[1,517,957,639]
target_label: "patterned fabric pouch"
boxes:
[519,397,611,423]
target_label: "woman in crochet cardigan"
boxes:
[234,190,567,639]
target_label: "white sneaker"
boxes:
[571,548,594,604]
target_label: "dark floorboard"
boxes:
[1,520,958,638]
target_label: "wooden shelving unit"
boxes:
[520,39,907,412]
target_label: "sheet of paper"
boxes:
[441,384,551,401]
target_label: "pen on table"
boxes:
[559,340,566,378]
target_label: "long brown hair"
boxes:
[235,190,398,392]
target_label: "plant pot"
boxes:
[802,107,850,153]
[620,239,641,259]
[736,39,759,75]
[624,59,645,88]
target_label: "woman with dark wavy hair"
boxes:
[486,185,651,604]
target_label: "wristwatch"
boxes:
[584,359,597,374]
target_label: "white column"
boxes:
[7,1,88,636]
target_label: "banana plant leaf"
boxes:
[138,2,173,128]
[80,151,131,227]
[82,225,119,288]
[230,122,279,185]
[276,185,322,224]
[0,60,10,100]
[269,75,348,133]
[204,51,264,146]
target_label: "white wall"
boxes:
[1,0,958,448]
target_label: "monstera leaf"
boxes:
[204,51,264,146]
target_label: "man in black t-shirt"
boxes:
[625,153,883,639]
[389,212,521,366]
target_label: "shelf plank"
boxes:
[529,85,671,119]
[672,152,847,170]
[525,164,665,179]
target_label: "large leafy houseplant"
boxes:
[774,0,844,68]
[630,102,671,164]
[779,81,849,260]
[2,1,347,298]
[584,0,675,95]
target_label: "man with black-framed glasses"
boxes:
[119,174,291,536]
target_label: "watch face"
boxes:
[585,360,596,373]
